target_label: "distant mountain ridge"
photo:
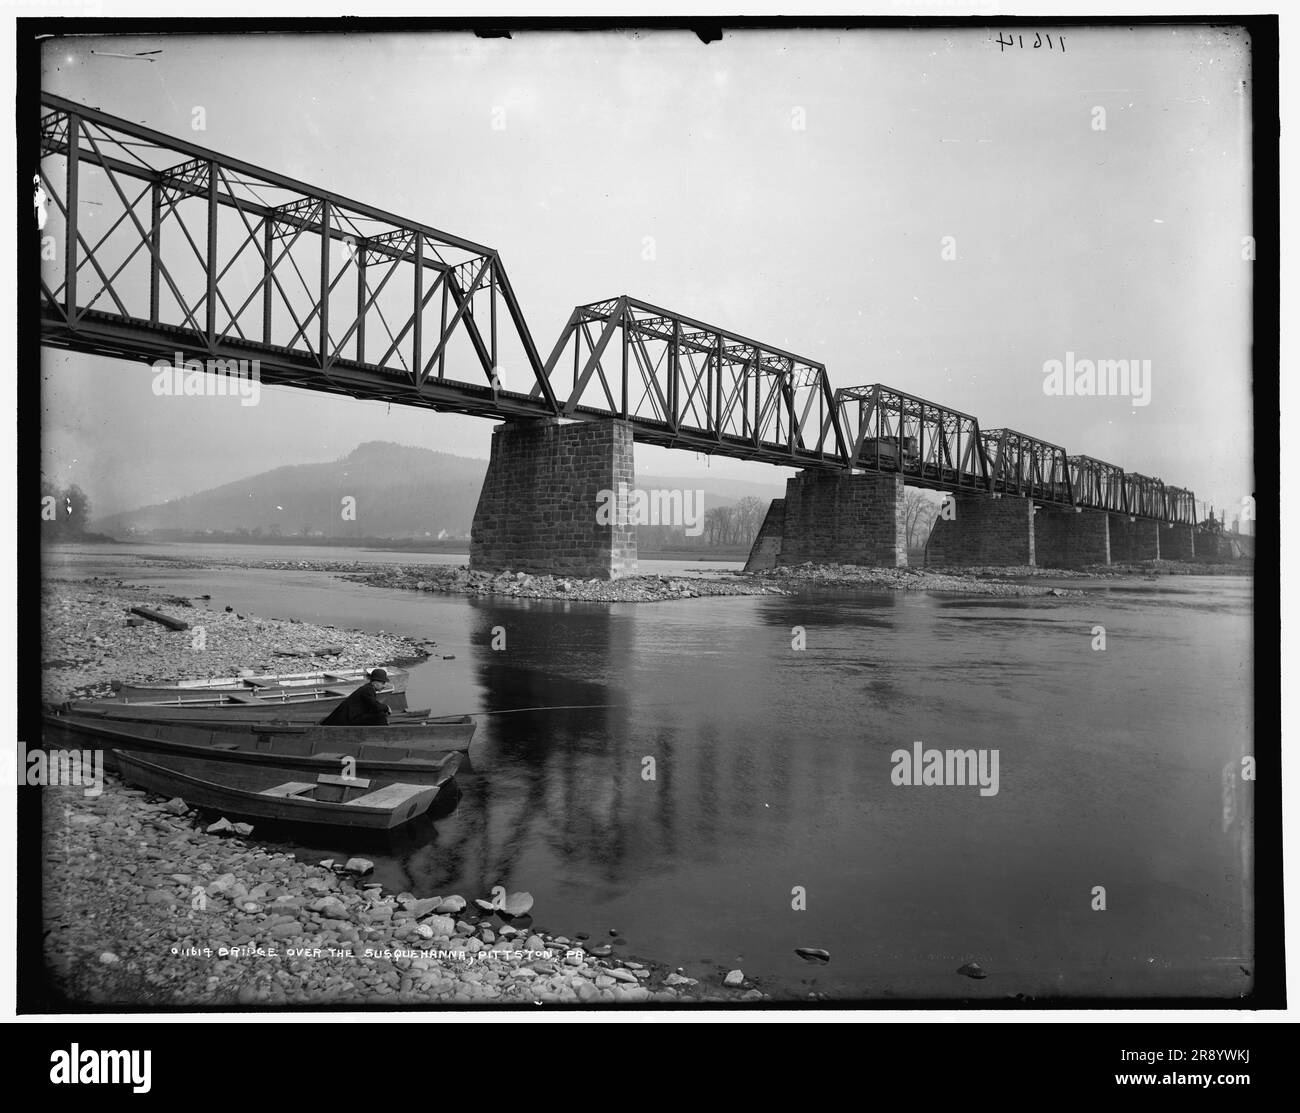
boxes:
[94,440,784,539]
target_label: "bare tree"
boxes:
[734,496,767,544]
[902,488,941,556]
[704,506,725,545]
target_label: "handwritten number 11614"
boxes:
[997,32,1065,53]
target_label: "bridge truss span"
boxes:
[34,93,1201,525]
[37,92,559,419]
[835,384,989,492]
[1068,455,1127,512]
[981,428,1074,505]
[534,295,849,465]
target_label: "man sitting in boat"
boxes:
[319,669,392,726]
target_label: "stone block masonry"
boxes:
[1034,508,1111,568]
[470,418,637,579]
[1194,531,1241,562]
[776,471,905,568]
[743,499,785,571]
[1160,523,1196,561]
[925,494,1035,567]
[1108,515,1160,562]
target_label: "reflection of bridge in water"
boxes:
[386,598,825,905]
[38,94,1204,576]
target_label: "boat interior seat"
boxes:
[261,781,315,798]
[344,783,423,808]
[316,772,372,789]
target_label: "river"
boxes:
[44,541,1255,1002]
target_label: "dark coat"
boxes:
[319,681,390,726]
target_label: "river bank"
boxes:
[40,574,429,703]
[37,575,763,1007]
[41,773,750,1007]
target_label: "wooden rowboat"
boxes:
[64,689,412,721]
[45,709,476,754]
[114,665,409,701]
[41,713,471,779]
[112,749,451,830]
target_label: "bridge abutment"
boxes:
[1108,515,1161,562]
[1033,508,1111,569]
[925,494,1036,567]
[763,471,904,567]
[470,418,637,579]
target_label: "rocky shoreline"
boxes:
[41,774,756,1007]
[341,563,786,602]
[38,573,764,1007]
[41,574,428,704]
[352,562,1094,600]
[127,551,1104,601]
[749,562,1084,596]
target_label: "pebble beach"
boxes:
[41,776,750,1007]
[41,573,427,704]
[37,572,758,1007]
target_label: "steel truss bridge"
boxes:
[37,93,1196,525]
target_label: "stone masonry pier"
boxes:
[743,498,786,571]
[1160,523,1196,561]
[744,471,905,568]
[470,418,637,579]
[925,494,1036,567]
[1108,515,1161,562]
[1033,508,1111,568]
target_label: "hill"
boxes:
[95,441,785,540]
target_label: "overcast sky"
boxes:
[40,26,1254,520]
